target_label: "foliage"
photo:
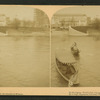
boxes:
[91,18,100,29]
[11,18,20,29]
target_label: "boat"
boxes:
[0,27,8,36]
[55,49,77,87]
[0,32,7,36]
[68,26,88,36]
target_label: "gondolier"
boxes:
[71,42,80,59]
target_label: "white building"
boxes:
[0,14,6,26]
[52,14,87,28]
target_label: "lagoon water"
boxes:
[0,36,50,87]
[51,31,100,87]
[1,30,100,87]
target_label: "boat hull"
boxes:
[0,32,7,36]
[55,58,76,82]
[68,26,88,36]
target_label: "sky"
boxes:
[55,6,100,19]
[0,6,35,21]
[0,6,100,21]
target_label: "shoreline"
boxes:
[0,30,50,37]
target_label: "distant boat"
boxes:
[68,26,88,36]
[0,31,8,36]
[55,49,77,87]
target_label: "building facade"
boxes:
[0,14,6,26]
[52,14,87,28]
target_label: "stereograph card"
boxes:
[0,5,99,96]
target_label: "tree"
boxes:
[11,18,20,29]
[91,18,100,29]
[71,17,75,26]
[60,19,65,28]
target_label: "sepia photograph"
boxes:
[0,5,100,96]
[0,6,50,87]
[51,6,100,87]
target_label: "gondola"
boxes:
[0,27,8,36]
[55,49,77,87]
[68,26,88,36]
[0,32,7,36]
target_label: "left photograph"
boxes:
[0,6,50,87]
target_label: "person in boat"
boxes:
[71,42,80,57]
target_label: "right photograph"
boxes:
[51,6,100,87]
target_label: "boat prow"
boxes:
[68,26,88,36]
[0,32,8,36]
[55,49,77,86]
